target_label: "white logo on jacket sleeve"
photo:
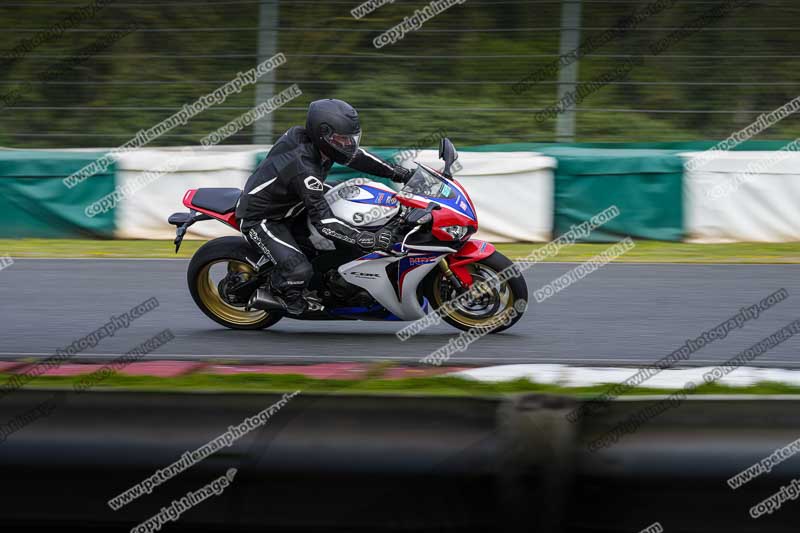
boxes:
[304,176,323,191]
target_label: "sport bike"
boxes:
[168,139,528,333]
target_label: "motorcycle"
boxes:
[168,138,528,333]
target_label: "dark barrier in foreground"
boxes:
[0,390,798,532]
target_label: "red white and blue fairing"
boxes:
[328,163,494,320]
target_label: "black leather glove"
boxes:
[357,228,394,251]
[391,164,414,184]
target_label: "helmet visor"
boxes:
[325,131,361,159]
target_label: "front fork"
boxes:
[439,258,467,290]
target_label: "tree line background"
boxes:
[0,0,797,149]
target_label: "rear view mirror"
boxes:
[438,138,458,178]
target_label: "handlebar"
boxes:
[404,202,439,226]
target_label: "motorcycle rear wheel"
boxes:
[187,237,283,330]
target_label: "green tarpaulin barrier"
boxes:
[0,151,116,238]
[457,140,797,152]
[539,147,685,242]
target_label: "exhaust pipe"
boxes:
[247,288,286,312]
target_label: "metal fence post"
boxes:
[254,0,279,145]
[555,0,582,142]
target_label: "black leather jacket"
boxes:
[236,126,404,244]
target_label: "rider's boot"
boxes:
[277,287,307,316]
[278,288,324,315]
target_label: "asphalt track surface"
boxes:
[0,259,798,368]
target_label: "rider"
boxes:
[236,98,412,315]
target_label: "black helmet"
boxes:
[306,99,362,164]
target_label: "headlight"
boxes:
[442,225,469,240]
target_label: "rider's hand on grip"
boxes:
[356,231,376,250]
[391,164,413,184]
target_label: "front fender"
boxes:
[446,240,496,286]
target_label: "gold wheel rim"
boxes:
[196,260,269,326]
[432,264,515,328]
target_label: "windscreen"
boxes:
[400,166,457,200]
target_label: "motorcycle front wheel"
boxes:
[424,251,528,334]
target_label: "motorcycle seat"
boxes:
[192,188,242,214]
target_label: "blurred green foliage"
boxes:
[0,0,797,148]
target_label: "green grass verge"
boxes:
[498,241,800,263]
[5,372,800,397]
[0,238,204,259]
[1,239,799,263]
